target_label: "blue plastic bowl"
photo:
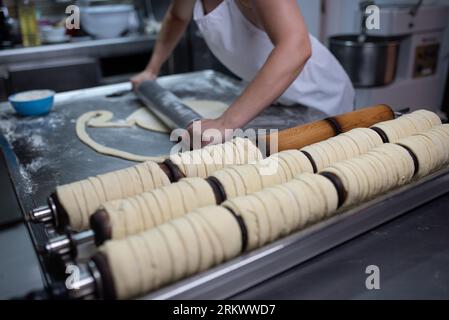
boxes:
[8,90,55,116]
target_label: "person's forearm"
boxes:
[146,8,190,74]
[220,42,311,129]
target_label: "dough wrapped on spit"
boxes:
[302,109,441,171]
[93,111,440,241]
[58,110,440,231]
[56,161,170,231]
[57,138,262,231]
[101,178,217,240]
[96,150,313,241]
[168,137,262,178]
[98,124,449,299]
[371,109,441,143]
[100,207,242,299]
[320,124,449,208]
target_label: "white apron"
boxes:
[193,0,355,116]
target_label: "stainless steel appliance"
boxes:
[324,1,449,113]
[329,35,400,87]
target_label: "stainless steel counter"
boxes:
[0,34,170,100]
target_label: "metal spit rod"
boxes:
[24,260,101,300]
[43,229,95,256]
[30,196,57,224]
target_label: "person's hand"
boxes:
[130,70,158,88]
[181,117,236,149]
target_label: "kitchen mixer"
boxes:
[328,1,449,114]
[356,3,448,113]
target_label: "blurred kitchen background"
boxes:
[0,0,448,116]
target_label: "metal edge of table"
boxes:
[0,133,53,291]
[141,166,449,300]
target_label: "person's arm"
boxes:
[131,0,196,86]
[187,0,311,147]
[220,0,312,129]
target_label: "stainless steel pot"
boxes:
[329,35,401,88]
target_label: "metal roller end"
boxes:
[44,235,71,256]
[394,108,411,118]
[54,256,107,299]
[30,206,53,223]
[30,196,58,225]
[22,262,100,300]
[44,230,95,257]
[66,261,101,299]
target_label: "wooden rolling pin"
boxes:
[262,104,394,154]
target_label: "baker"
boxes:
[131,0,355,144]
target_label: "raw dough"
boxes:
[70,109,444,234]
[57,161,170,231]
[101,206,241,299]
[371,109,441,143]
[61,138,262,232]
[76,99,228,162]
[100,147,314,241]
[94,116,444,238]
[99,124,449,299]
[77,111,166,162]
[102,178,216,240]
[88,99,229,133]
[299,110,441,172]
[169,138,263,178]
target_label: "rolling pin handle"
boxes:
[186,118,201,126]
[161,159,186,183]
[394,107,410,118]
[90,209,112,246]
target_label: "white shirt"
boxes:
[193,0,355,116]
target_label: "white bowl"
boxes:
[41,26,69,43]
[80,5,133,39]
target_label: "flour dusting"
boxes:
[25,157,48,173]
[0,112,65,194]
[19,165,36,194]
[166,71,241,95]
[0,112,65,151]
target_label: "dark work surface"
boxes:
[0,223,43,299]
[0,151,22,227]
[0,71,324,209]
[0,71,325,296]
[233,193,449,300]
[0,148,43,299]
